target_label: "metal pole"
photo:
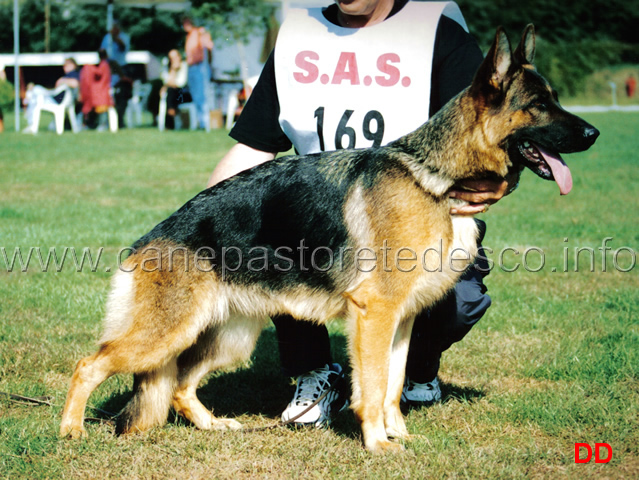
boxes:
[107,0,114,55]
[45,0,50,53]
[13,0,20,132]
[107,0,114,30]
[609,82,617,108]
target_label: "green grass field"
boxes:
[0,114,637,479]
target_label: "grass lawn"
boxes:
[0,114,637,479]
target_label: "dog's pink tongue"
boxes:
[536,144,573,195]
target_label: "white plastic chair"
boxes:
[158,91,201,132]
[126,81,152,127]
[31,85,79,135]
[157,89,169,131]
[102,105,119,133]
[179,102,199,130]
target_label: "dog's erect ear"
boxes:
[470,27,512,102]
[513,24,535,66]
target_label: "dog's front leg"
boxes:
[347,292,405,453]
[383,314,415,440]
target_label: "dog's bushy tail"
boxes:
[115,361,177,435]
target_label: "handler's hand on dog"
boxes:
[448,178,510,215]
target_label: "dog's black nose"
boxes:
[583,126,600,142]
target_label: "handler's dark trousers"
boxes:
[274,220,492,380]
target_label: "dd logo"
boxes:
[574,443,612,463]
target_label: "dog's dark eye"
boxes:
[530,101,548,111]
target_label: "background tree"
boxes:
[457,0,639,95]
[1,0,638,97]
[0,0,184,56]
[190,0,273,45]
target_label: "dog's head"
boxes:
[470,25,599,195]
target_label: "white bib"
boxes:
[275,1,467,155]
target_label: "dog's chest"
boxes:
[449,215,479,267]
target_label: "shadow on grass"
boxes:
[94,327,484,440]
[441,382,485,404]
[404,381,486,412]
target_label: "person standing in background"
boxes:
[183,16,214,131]
[101,21,132,128]
[161,49,189,129]
[625,75,637,98]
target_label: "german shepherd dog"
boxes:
[60,26,598,452]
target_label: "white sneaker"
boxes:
[401,376,442,405]
[281,363,347,427]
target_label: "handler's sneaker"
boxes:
[281,363,348,427]
[401,376,442,406]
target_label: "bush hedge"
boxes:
[0,78,14,108]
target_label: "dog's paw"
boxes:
[60,424,87,439]
[384,407,410,440]
[386,427,412,441]
[366,438,405,454]
[212,418,242,431]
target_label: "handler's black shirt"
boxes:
[230,2,483,153]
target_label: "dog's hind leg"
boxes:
[61,264,216,438]
[172,315,266,431]
[384,314,415,441]
[171,326,241,431]
[60,348,118,439]
[60,340,183,438]
[115,359,178,435]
